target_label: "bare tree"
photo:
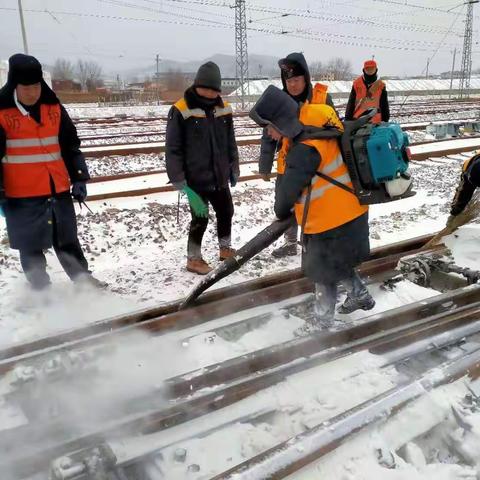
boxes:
[52,58,74,81]
[309,60,324,79]
[326,57,352,80]
[77,59,103,92]
[164,69,187,91]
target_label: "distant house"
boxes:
[52,79,81,92]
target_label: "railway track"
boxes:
[3,234,480,478]
[77,115,479,146]
[81,132,480,162]
[80,136,478,202]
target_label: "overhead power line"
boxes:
[0,6,463,54]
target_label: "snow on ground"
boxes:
[66,103,172,120]
[2,101,480,478]
[289,379,478,480]
[0,148,473,345]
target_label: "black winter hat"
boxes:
[249,85,302,138]
[194,61,222,92]
[8,53,43,86]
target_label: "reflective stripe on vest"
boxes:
[353,77,384,124]
[276,84,330,175]
[6,136,59,148]
[0,103,70,198]
[2,151,62,164]
[174,98,233,120]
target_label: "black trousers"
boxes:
[188,187,234,258]
[19,214,89,289]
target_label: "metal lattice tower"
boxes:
[459,1,478,99]
[235,0,249,109]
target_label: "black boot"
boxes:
[272,243,297,258]
[337,293,375,314]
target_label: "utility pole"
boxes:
[426,58,430,79]
[235,0,249,110]
[449,48,457,99]
[155,54,161,105]
[459,0,479,99]
[17,0,29,54]
[155,54,160,86]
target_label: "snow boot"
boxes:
[272,242,297,258]
[187,257,213,275]
[337,293,375,315]
[219,247,236,260]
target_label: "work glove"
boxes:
[171,180,208,217]
[71,181,87,202]
[230,171,239,188]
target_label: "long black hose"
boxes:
[179,215,296,310]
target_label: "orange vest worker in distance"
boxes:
[345,60,390,124]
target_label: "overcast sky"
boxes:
[0,0,478,78]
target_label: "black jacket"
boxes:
[166,87,239,192]
[258,52,337,175]
[275,142,369,283]
[0,81,89,250]
[450,154,480,215]
[0,80,90,199]
[344,77,390,122]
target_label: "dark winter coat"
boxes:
[344,76,390,122]
[450,153,480,215]
[0,81,90,251]
[166,87,240,192]
[275,142,370,283]
[259,52,337,175]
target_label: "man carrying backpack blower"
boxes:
[250,86,375,330]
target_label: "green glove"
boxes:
[183,186,208,218]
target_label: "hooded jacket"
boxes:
[258,52,337,175]
[250,85,369,283]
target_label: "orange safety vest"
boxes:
[0,103,70,198]
[293,104,368,234]
[276,83,329,175]
[352,76,385,124]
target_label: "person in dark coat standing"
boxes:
[250,86,375,330]
[345,59,390,124]
[259,52,337,258]
[166,61,240,275]
[0,53,102,290]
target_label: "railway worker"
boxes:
[166,61,240,275]
[345,59,390,124]
[259,52,337,258]
[0,53,103,290]
[250,86,375,330]
[447,152,480,226]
